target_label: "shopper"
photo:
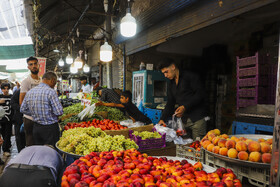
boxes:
[157,58,207,139]
[20,72,63,147]
[20,56,41,146]
[96,91,152,125]
[12,81,20,93]
[0,137,3,164]
[0,145,63,187]
[96,87,121,104]
[80,76,91,93]
[0,83,13,157]
[11,89,25,152]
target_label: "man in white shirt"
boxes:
[19,56,41,146]
[80,76,91,93]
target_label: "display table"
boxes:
[140,142,176,156]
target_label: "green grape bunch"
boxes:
[132,131,162,140]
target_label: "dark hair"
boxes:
[121,90,132,101]
[1,83,10,89]
[26,56,38,63]
[95,87,103,94]
[91,77,96,81]
[42,72,57,80]
[157,58,176,70]
[80,76,87,81]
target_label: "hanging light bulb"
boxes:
[83,64,90,73]
[74,50,83,69]
[58,57,64,67]
[70,63,78,74]
[120,0,137,37]
[66,53,73,64]
[100,42,112,62]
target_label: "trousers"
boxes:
[23,117,34,146]
[184,118,206,140]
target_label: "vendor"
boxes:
[96,91,152,125]
[96,87,121,104]
[80,76,91,93]
[157,58,207,139]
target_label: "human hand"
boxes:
[158,120,167,127]
[95,101,104,107]
[0,99,5,104]
[175,105,186,118]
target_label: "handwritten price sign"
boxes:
[81,99,91,107]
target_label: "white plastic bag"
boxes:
[78,103,96,120]
[154,124,177,142]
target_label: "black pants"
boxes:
[33,122,60,147]
[0,121,12,153]
[14,120,26,152]
[23,117,34,146]
[0,164,57,187]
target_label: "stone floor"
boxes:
[0,136,18,175]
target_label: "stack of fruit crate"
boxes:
[236,52,271,110]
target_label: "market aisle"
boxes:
[0,136,18,175]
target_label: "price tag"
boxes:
[81,99,91,107]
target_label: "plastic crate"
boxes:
[232,121,273,135]
[203,149,270,187]
[129,129,166,150]
[237,99,257,108]
[143,107,162,124]
[176,144,202,162]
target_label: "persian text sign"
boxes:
[36,57,46,77]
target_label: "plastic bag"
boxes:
[175,118,186,136]
[154,124,177,142]
[120,120,144,128]
[78,103,96,120]
[168,115,186,136]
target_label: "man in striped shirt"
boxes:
[20,72,63,147]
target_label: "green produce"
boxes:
[57,126,138,155]
[132,131,162,140]
[61,103,84,117]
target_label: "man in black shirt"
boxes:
[0,83,14,157]
[96,91,152,125]
[157,58,207,139]
[96,87,121,104]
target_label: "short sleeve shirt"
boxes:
[81,84,91,93]
[20,75,41,120]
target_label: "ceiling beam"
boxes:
[62,0,109,37]
[87,10,116,17]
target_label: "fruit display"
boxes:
[201,129,273,163]
[57,127,138,156]
[189,141,201,151]
[61,149,242,187]
[64,119,128,131]
[61,103,84,118]
[132,131,162,140]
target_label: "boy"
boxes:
[96,91,152,125]
[0,83,13,159]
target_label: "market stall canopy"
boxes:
[0,0,33,75]
[0,0,34,60]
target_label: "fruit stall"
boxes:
[56,95,269,187]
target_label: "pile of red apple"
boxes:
[189,141,201,151]
[61,149,242,187]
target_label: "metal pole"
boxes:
[123,44,126,91]
[270,29,280,186]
